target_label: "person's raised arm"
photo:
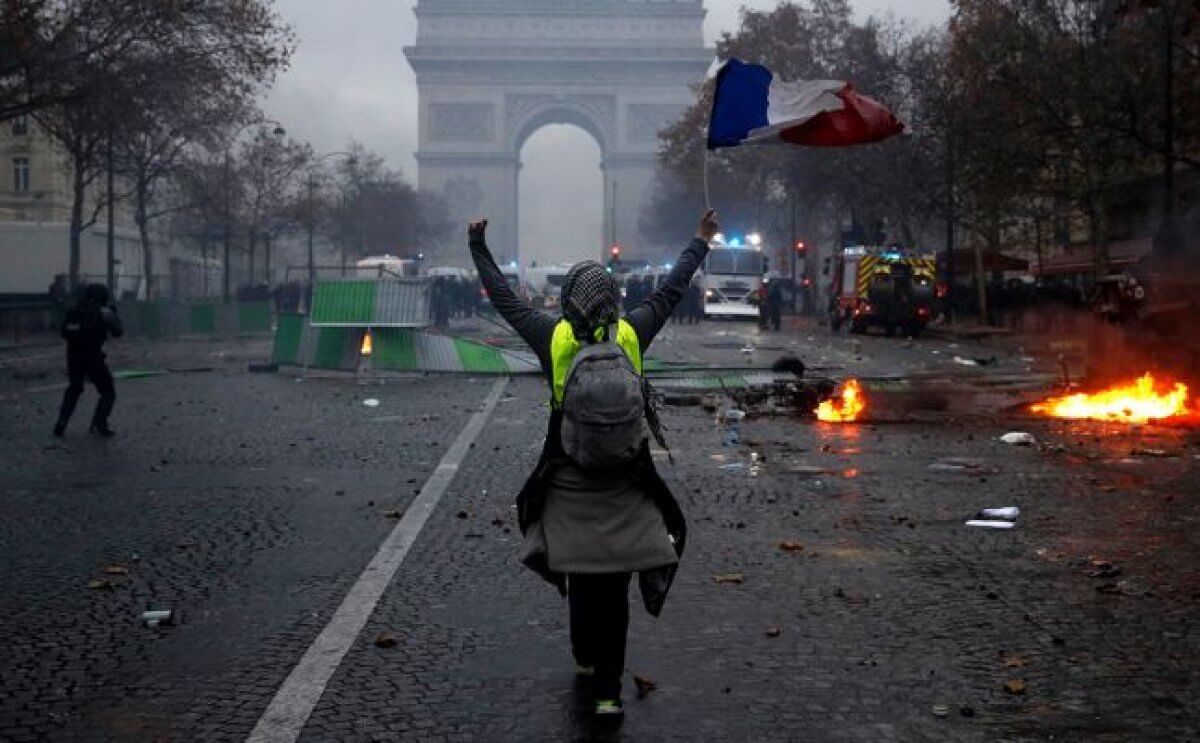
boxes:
[467,219,556,359]
[626,209,718,351]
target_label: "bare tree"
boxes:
[236,126,311,284]
[31,0,293,290]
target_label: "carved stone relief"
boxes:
[429,103,495,142]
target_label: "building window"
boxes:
[13,157,30,192]
[11,115,29,136]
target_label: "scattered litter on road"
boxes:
[1132,448,1174,458]
[929,458,987,473]
[381,509,403,519]
[740,346,754,355]
[778,540,805,552]
[931,704,949,718]
[102,565,129,575]
[953,356,979,366]
[965,520,1015,529]
[976,506,1019,520]
[87,579,114,590]
[723,409,746,421]
[362,398,380,407]
[374,632,399,648]
[633,675,657,699]
[1000,652,1027,668]
[141,609,175,628]
[1000,432,1036,446]
[765,626,782,638]
[712,573,745,584]
[1003,679,1028,695]
[785,465,830,476]
[718,462,746,471]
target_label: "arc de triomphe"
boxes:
[404,0,710,264]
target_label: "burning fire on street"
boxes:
[1031,373,1192,424]
[816,379,866,423]
[361,331,373,356]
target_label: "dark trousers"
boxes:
[568,572,631,699]
[57,354,115,430]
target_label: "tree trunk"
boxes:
[264,234,272,285]
[247,231,258,285]
[136,176,154,300]
[68,156,85,288]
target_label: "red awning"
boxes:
[1034,237,1152,276]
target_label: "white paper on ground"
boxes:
[965,519,1016,529]
[1000,432,1036,445]
[978,506,1020,520]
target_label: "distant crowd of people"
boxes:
[622,274,704,324]
[431,275,484,328]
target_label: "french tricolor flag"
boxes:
[707,59,904,150]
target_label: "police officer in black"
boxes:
[53,283,123,437]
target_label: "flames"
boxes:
[361,331,373,356]
[1031,373,1190,423]
[816,379,865,422]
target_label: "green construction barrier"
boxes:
[238,301,272,334]
[452,337,510,373]
[272,314,305,364]
[371,327,418,370]
[310,326,362,369]
[311,281,377,325]
[189,303,216,334]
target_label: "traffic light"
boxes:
[795,240,807,254]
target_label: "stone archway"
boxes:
[405,0,709,264]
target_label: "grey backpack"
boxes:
[560,326,647,470]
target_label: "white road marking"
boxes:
[246,377,510,743]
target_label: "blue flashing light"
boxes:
[664,263,673,270]
[883,252,902,261]
[728,236,742,247]
[509,260,518,269]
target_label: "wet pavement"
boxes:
[0,322,1197,741]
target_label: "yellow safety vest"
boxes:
[550,318,642,408]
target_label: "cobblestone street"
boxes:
[1,323,1198,741]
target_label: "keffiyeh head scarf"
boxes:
[561,260,619,340]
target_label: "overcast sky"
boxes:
[264,0,951,266]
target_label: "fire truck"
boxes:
[828,246,937,336]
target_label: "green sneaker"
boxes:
[594,699,624,717]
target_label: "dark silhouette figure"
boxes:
[54,284,123,437]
